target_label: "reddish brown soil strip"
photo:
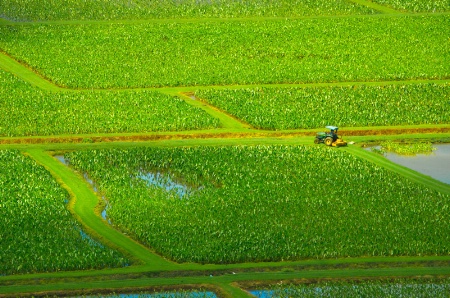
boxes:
[0,127,449,145]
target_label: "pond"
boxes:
[137,172,191,198]
[373,144,450,185]
[137,171,203,198]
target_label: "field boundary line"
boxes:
[4,11,449,26]
[2,266,449,297]
[1,255,449,284]
[0,126,449,148]
[0,17,12,25]
[348,0,403,14]
[165,79,450,93]
[176,92,252,130]
[0,51,64,91]
[25,149,178,269]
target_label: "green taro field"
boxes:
[0,1,449,297]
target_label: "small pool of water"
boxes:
[137,171,202,198]
[371,144,450,185]
[55,155,68,165]
[249,290,274,298]
[78,228,104,248]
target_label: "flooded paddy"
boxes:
[137,171,203,198]
[137,172,191,198]
[368,144,450,185]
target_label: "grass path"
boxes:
[2,264,449,297]
[25,148,178,269]
[175,92,250,130]
[0,51,63,91]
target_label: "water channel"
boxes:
[55,156,199,225]
[55,155,110,223]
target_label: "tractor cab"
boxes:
[314,126,347,147]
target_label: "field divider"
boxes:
[0,126,449,148]
[0,13,416,26]
[176,91,252,130]
[2,265,449,297]
[0,51,64,91]
[0,18,12,25]
[25,148,179,270]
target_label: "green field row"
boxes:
[0,15,448,88]
[0,0,377,22]
[250,277,450,298]
[0,150,128,275]
[63,145,450,264]
[0,69,220,137]
[370,0,449,12]
[196,83,450,129]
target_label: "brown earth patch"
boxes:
[0,127,449,145]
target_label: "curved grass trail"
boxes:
[25,148,177,269]
[0,51,63,91]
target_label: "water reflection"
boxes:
[380,144,450,185]
[137,172,203,198]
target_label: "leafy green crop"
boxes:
[195,84,450,129]
[379,141,436,155]
[0,69,219,137]
[0,0,376,22]
[253,278,450,298]
[64,146,450,264]
[0,15,448,88]
[369,0,449,12]
[0,150,128,275]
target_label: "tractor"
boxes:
[314,126,347,147]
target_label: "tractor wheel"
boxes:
[314,138,319,144]
[325,137,333,146]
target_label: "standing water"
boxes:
[370,144,450,185]
[55,155,110,223]
[137,171,202,198]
